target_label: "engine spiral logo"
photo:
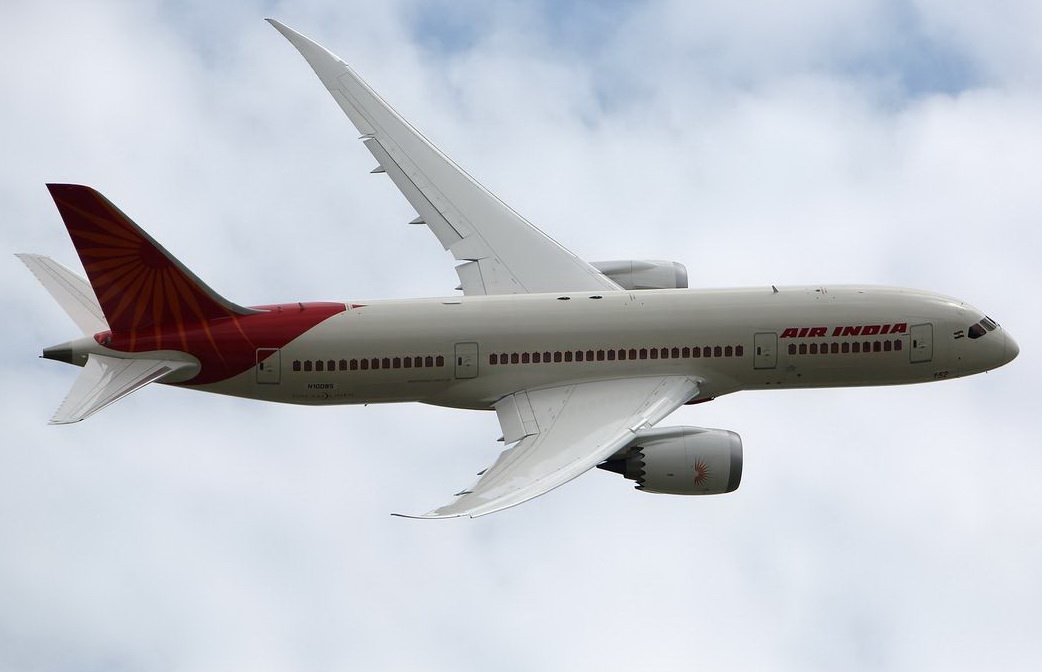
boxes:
[693,460,710,486]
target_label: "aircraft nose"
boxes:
[1003,331,1020,365]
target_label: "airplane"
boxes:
[17,20,1018,519]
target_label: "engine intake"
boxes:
[598,426,742,495]
[591,260,688,290]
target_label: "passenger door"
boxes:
[753,333,777,370]
[909,324,933,363]
[256,348,281,384]
[454,342,479,379]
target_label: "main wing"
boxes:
[268,20,621,296]
[401,376,700,518]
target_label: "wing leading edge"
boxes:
[267,19,621,296]
[399,376,701,518]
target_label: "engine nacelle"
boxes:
[591,260,688,290]
[598,426,742,495]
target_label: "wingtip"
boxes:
[265,18,288,34]
[265,18,347,76]
[390,511,462,521]
[265,18,316,50]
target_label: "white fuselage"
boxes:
[194,284,1016,410]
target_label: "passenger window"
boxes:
[489,354,498,365]
[522,352,531,364]
[799,344,807,355]
[425,356,434,367]
[339,359,348,371]
[650,348,659,359]
[883,341,892,352]
[691,347,699,358]
[736,345,744,357]
[511,353,519,364]
[830,343,839,354]
[554,351,563,363]
[293,360,302,372]
[671,347,680,358]
[436,355,444,367]
[841,343,849,354]
[894,340,902,351]
[607,350,616,361]
[809,343,817,355]
[575,351,583,362]
[873,341,881,353]
[586,350,594,361]
[402,357,412,368]
[852,342,860,354]
[713,346,722,358]
[597,350,605,361]
[533,352,542,363]
[315,360,324,372]
[703,346,712,358]
[544,351,552,362]
[360,359,368,370]
[628,349,637,360]
[393,357,401,368]
[371,358,380,370]
[565,351,573,362]
[788,344,797,355]
[350,359,359,370]
[329,360,336,371]
[662,348,671,359]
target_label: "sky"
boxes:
[2,0,1040,670]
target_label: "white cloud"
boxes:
[2,1,1039,670]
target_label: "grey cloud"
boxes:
[2,1,1039,671]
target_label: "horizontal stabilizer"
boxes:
[16,253,107,335]
[51,354,197,425]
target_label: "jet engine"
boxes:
[591,260,688,290]
[598,426,742,495]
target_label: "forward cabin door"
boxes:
[454,342,479,379]
[753,332,777,369]
[909,323,933,363]
[256,348,281,384]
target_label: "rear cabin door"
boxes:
[754,333,777,370]
[256,348,281,384]
[454,342,479,379]
[909,323,933,363]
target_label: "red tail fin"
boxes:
[46,184,259,332]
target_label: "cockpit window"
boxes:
[968,323,987,339]
[981,316,998,331]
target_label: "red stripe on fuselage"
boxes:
[96,302,346,385]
